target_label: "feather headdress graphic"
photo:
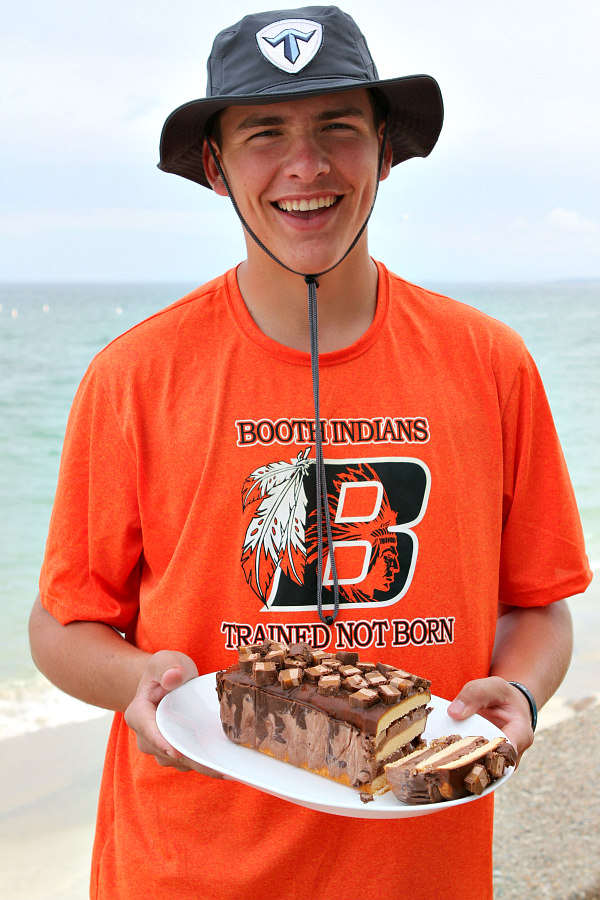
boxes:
[241,448,312,605]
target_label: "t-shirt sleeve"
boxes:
[499,348,591,606]
[39,361,142,629]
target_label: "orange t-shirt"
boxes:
[40,262,591,900]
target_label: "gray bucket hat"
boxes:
[158,5,443,188]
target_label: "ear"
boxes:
[202,138,229,196]
[378,121,393,182]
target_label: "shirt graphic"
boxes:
[241,451,430,613]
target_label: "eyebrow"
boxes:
[233,105,368,133]
[316,105,367,122]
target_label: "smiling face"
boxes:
[203,89,391,275]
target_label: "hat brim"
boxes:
[158,74,443,189]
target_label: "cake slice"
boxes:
[385,733,517,803]
[216,641,432,793]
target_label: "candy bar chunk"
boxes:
[492,740,518,768]
[289,642,316,665]
[321,657,342,670]
[285,656,308,669]
[339,665,362,678]
[264,650,286,668]
[485,751,505,778]
[387,676,414,697]
[239,642,263,654]
[336,651,359,666]
[343,674,369,692]
[356,662,377,673]
[252,661,278,685]
[349,688,379,708]
[239,651,262,672]
[311,649,328,663]
[304,664,330,683]
[266,640,289,652]
[376,662,398,676]
[365,671,387,687]
[464,764,490,795]
[385,667,432,691]
[317,674,341,695]
[279,667,303,689]
[401,671,432,690]
[378,684,402,706]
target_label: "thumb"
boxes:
[157,652,199,693]
[160,663,190,692]
[447,695,469,720]
[447,678,497,720]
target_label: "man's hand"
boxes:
[124,650,225,777]
[446,601,575,764]
[447,675,534,763]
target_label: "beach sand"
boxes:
[0,715,110,900]
[494,698,600,900]
[0,583,597,900]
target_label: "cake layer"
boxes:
[414,735,487,770]
[216,640,432,793]
[375,706,430,761]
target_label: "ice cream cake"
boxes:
[216,640,432,793]
[385,733,517,803]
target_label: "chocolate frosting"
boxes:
[218,665,428,735]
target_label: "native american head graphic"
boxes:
[241,452,400,606]
[306,463,400,603]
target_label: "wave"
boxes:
[0,673,109,742]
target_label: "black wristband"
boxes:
[508,681,538,732]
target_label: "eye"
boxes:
[248,129,281,140]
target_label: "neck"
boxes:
[236,241,379,353]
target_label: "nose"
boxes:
[281,133,330,182]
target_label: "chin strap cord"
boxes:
[306,273,339,625]
[204,119,389,623]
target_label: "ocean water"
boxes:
[1,279,598,736]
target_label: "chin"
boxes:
[281,244,348,276]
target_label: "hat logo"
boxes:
[256,18,323,75]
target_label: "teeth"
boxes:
[277,196,338,212]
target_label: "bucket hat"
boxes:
[158,5,443,188]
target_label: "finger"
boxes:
[447,676,509,719]
[125,691,178,756]
[131,707,192,768]
[153,750,195,772]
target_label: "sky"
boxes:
[1,0,599,284]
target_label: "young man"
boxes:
[30,7,591,899]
